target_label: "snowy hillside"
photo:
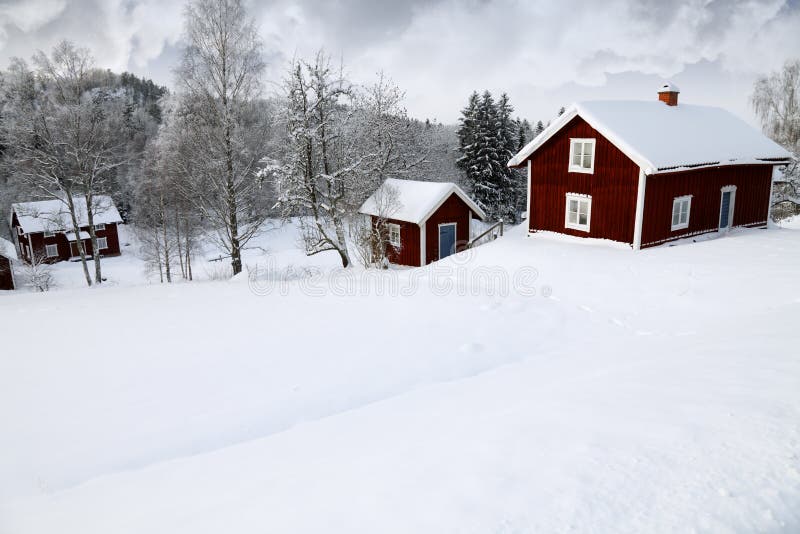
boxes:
[1,222,799,533]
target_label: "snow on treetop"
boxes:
[658,82,680,93]
[0,237,16,260]
[11,196,123,234]
[359,178,486,225]
[508,100,793,174]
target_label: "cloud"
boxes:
[0,0,797,123]
[0,0,182,76]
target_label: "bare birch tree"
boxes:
[752,59,800,220]
[175,0,271,276]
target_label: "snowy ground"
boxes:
[1,221,799,533]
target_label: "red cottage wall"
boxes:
[11,211,122,263]
[0,256,13,290]
[641,164,772,248]
[374,216,421,267]
[424,193,473,264]
[526,116,640,244]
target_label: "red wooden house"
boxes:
[508,85,793,249]
[0,237,16,290]
[359,179,487,267]
[10,196,123,263]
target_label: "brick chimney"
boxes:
[658,83,680,106]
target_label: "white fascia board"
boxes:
[508,103,658,174]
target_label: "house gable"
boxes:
[526,115,641,244]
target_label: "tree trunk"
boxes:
[160,195,171,283]
[226,124,242,276]
[65,192,92,287]
[84,192,103,284]
[175,208,185,279]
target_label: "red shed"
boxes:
[508,85,793,249]
[10,196,124,263]
[359,179,487,266]
[0,237,16,290]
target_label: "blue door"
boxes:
[439,224,456,260]
[720,191,732,229]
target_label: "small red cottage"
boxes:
[10,196,123,263]
[508,84,793,248]
[359,178,487,266]
[0,237,16,290]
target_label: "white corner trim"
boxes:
[633,168,647,250]
[526,159,532,226]
[767,166,777,223]
[419,223,426,267]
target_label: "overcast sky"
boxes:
[1,0,799,126]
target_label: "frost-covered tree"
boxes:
[752,59,800,220]
[1,42,127,286]
[175,0,271,276]
[354,72,428,196]
[275,52,361,268]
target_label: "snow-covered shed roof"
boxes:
[508,100,792,174]
[11,196,122,233]
[0,237,16,260]
[359,178,486,225]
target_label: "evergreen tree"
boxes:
[456,90,527,223]
[534,120,544,136]
[456,91,481,191]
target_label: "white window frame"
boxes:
[17,226,23,236]
[387,223,400,248]
[45,244,59,258]
[95,223,106,231]
[96,237,108,250]
[568,138,596,174]
[564,193,592,232]
[44,230,55,238]
[671,195,692,231]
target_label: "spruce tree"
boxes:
[456,91,481,193]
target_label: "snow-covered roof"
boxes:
[508,100,792,174]
[11,196,122,233]
[359,178,486,225]
[0,237,16,260]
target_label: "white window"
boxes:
[44,231,55,238]
[565,193,591,232]
[569,138,596,173]
[45,244,59,258]
[97,237,108,250]
[388,223,401,247]
[671,195,692,231]
[95,223,106,231]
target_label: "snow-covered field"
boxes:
[1,221,799,533]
